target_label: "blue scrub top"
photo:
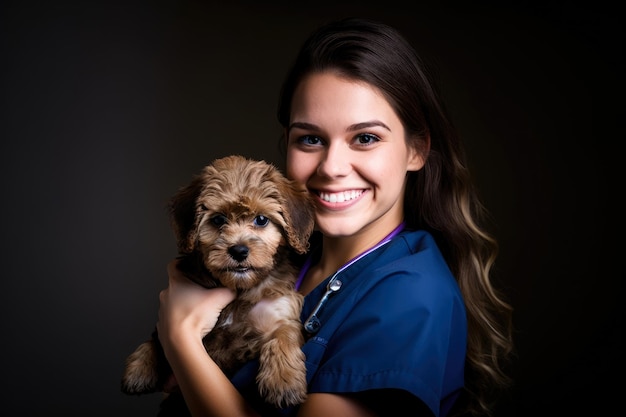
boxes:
[231,229,467,417]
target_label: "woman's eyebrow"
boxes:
[348,120,391,132]
[288,120,390,133]
[288,121,318,132]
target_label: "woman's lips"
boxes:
[318,189,364,203]
[314,189,366,209]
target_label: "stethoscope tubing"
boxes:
[303,237,395,334]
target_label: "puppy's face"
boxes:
[170,155,315,291]
[196,193,284,291]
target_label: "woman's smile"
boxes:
[315,189,367,209]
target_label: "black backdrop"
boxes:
[1,1,623,416]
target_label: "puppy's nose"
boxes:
[228,244,249,262]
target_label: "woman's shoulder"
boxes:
[378,229,456,284]
[350,229,463,311]
[395,228,446,260]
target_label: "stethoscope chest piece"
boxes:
[303,278,343,334]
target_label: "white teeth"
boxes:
[319,190,363,203]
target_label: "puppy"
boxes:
[121,155,314,410]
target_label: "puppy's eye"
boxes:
[210,214,228,227]
[254,215,270,227]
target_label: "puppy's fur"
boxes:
[121,155,314,410]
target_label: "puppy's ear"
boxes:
[277,177,315,254]
[169,174,204,254]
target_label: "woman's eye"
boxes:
[355,133,380,145]
[254,215,270,227]
[210,214,227,227]
[298,135,322,146]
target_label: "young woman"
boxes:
[156,17,514,417]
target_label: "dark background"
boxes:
[1,1,623,415]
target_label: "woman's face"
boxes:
[286,72,424,240]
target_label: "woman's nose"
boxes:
[317,143,351,178]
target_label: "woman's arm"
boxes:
[297,390,433,417]
[297,393,376,417]
[157,260,259,417]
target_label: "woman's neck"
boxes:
[299,222,405,295]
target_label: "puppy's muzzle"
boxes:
[228,244,249,262]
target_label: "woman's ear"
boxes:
[407,134,430,171]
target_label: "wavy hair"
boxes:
[277,17,514,416]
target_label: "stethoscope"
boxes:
[303,236,397,334]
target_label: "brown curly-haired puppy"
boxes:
[121,155,314,411]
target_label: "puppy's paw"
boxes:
[257,339,308,407]
[121,341,160,394]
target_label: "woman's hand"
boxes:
[157,259,236,352]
